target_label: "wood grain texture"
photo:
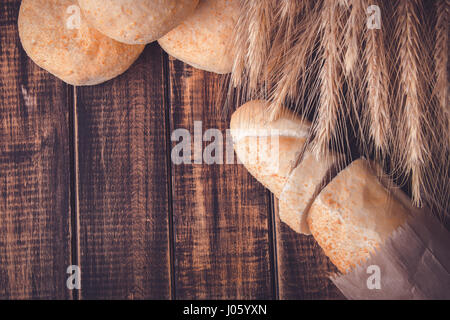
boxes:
[75,44,171,299]
[168,57,275,299]
[0,0,72,299]
[0,0,348,299]
[273,199,344,300]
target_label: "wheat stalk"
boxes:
[311,0,345,158]
[343,0,363,76]
[434,0,449,143]
[228,0,448,218]
[278,0,305,33]
[267,5,322,120]
[266,0,305,78]
[340,0,366,154]
[427,0,449,218]
[396,0,431,206]
[246,0,273,95]
[230,2,248,89]
[363,0,392,154]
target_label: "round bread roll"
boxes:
[78,0,199,44]
[19,0,145,86]
[158,0,239,74]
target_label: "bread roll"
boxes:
[19,0,145,86]
[158,0,239,74]
[307,159,409,273]
[78,0,199,44]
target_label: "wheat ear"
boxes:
[231,0,252,90]
[266,0,305,78]
[246,0,273,96]
[364,0,392,154]
[266,1,322,120]
[396,0,430,206]
[434,0,449,142]
[311,0,345,158]
[343,0,364,76]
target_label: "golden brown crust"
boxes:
[308,159,409,273]
[19,0,145,86]
[230,100,310,140]
[232,102,413,275]
[230,100,310,198]
[158,0,239,74]
[231,100,341,233]
[78,0,199,44]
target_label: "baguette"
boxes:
[230,100,339,233]
[231,100,410,273]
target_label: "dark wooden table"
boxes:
[0,0,342,300]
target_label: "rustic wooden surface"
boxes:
[0,0,343,300]
[0,0,72,299]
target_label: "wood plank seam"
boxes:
[74,45,171,299]
[70,86,81,300]
[162,52,176,301]
[0,0,73,298]
[267,192,280,300]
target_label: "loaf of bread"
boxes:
[158,0,239,74]
[19,0,145,86]
[230,100,311,198]
[231,100,411,273]
[279,151,341,234]
[230,100,340,235]
[308,159,409,273]
[78,0,199,44]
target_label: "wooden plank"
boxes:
[273,199,344,300]
[75,44,171,299]
[0,0,72,299]
[168,58,275,299]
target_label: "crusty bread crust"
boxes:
[19,0,145,86]
[78,0,199,44]
[230,100,310,198]
[307,160,409,273]
[279,152,340,235]
[158,0,239,74]
[232,101,413,275]
[234,136,306,198]
[230,100,310,140]
[231,100,341,234]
